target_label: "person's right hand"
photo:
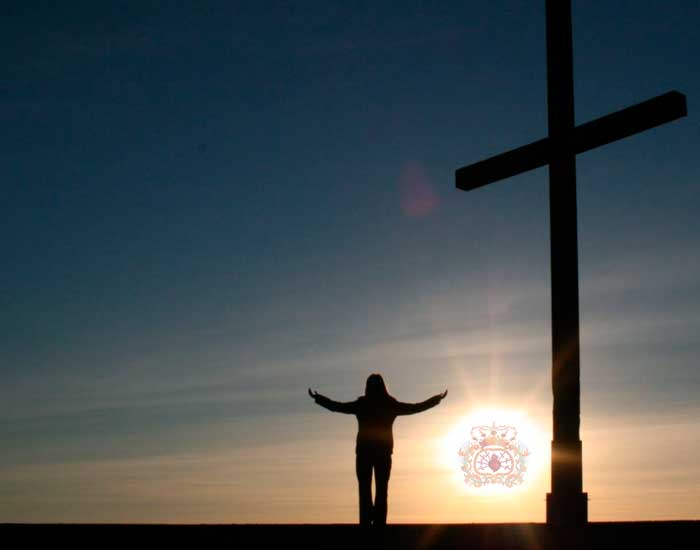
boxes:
[308,388,320,400]
[437,390,448,401]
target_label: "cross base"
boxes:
[546,491,588,525]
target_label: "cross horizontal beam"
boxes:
[456,90,687,192]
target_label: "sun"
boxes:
[440,407,548,496]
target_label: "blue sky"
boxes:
[1,1,699,522]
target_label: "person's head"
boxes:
[365,373,390,399]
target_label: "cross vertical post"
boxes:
[544,0,588,525]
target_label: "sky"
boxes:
[1,1,699,523]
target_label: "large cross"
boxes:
[455,1,687,525]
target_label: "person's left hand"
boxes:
[308,388,320,400]
[437,390,448,401]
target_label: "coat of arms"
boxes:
[458,422,530,488]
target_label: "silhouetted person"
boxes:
[308,374,447,527]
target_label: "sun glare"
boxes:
[441,407,548,496]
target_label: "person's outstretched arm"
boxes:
[394,390,448,415]
[308,388,358,414]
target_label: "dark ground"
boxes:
[2,522,699,549]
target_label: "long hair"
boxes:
[364,373,392,400]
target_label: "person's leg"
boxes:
[355,453,373,526]
[373,453,392,526]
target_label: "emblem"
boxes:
[458,421,530,488]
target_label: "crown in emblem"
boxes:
[481,433,506,447]
[471,422,517,447]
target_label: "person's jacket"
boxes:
[313,393,441,455]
